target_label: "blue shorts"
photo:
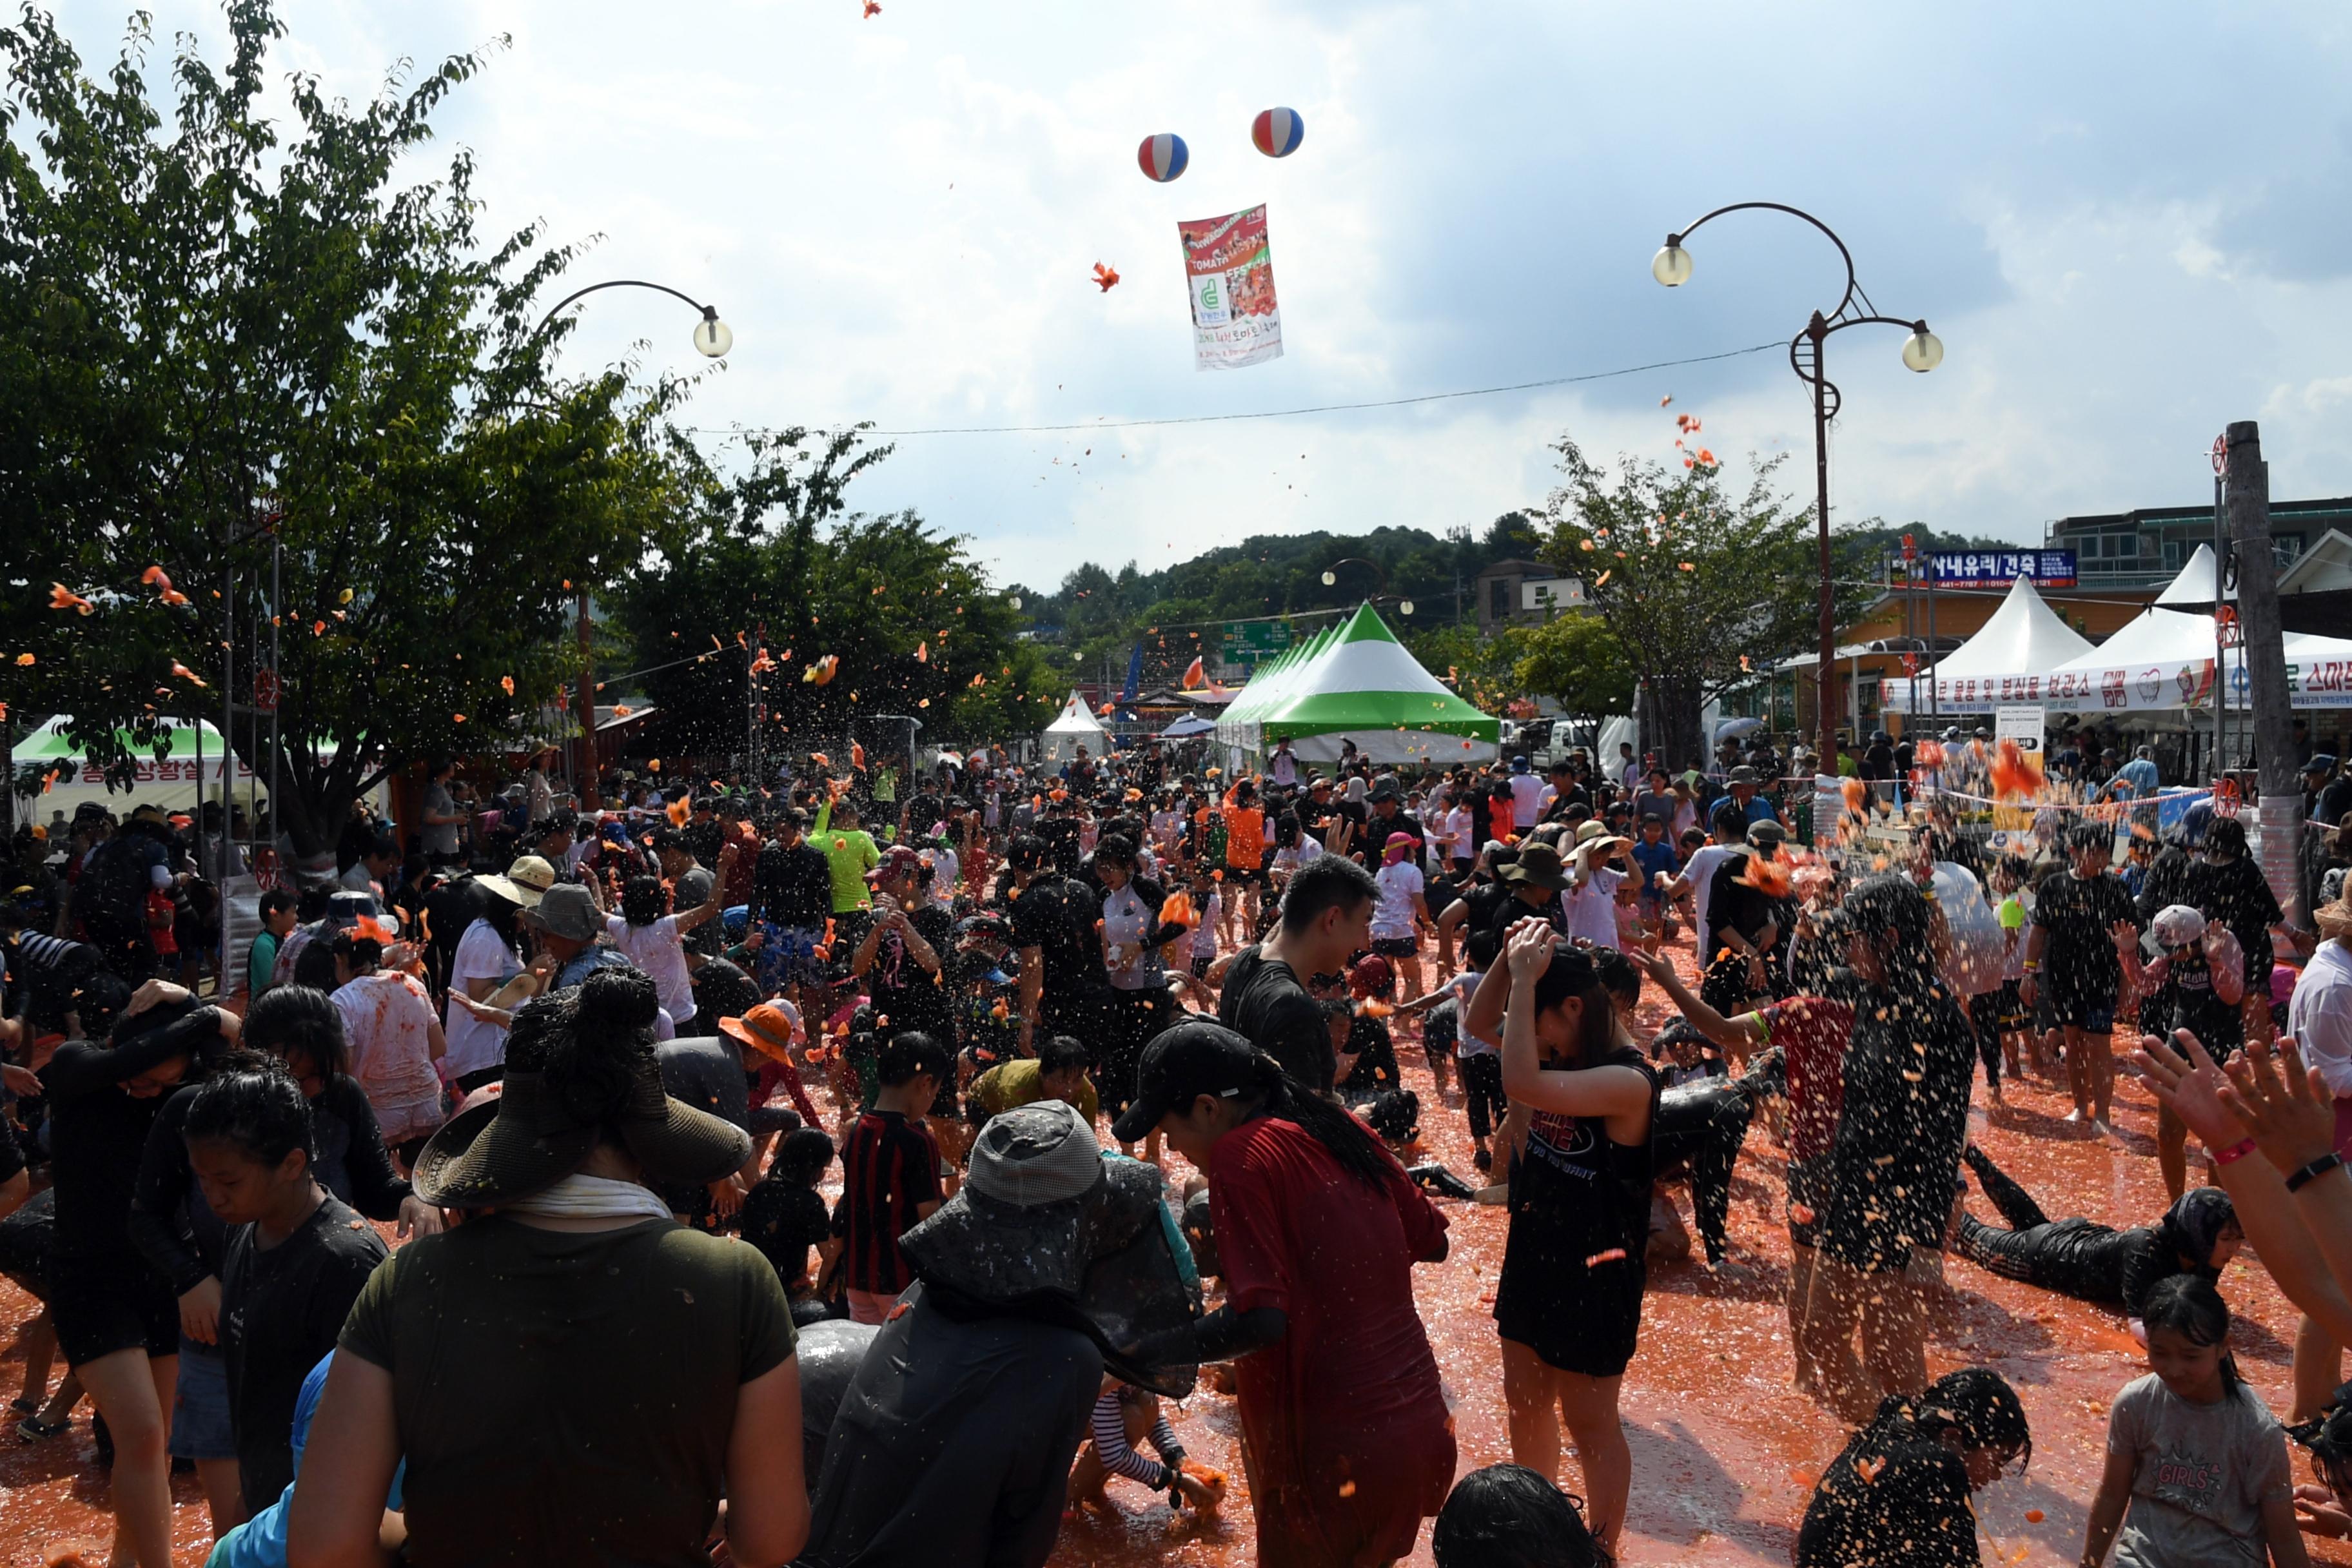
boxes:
[752,923,828,993]
[172,1339,237,1460]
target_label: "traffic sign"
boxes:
[252,666,280,714]
[1219,620,1293,665]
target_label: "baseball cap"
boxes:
[1110,1017,1265,1144]
[866,845,923,883]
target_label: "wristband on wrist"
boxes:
[2020,960,2041,973]
[2213,1137,2259,1166]
[2287,1152,2346,1193]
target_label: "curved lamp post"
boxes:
[1321,557,1414,616]
[537,279,735,806]
[1653,203,1941,768]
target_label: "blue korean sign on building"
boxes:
[1890,549,2078,590]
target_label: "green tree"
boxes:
[1512,612,1634,723]
[1536,436,1869,769]
[613,429,1063,767]
[0,3,699,858]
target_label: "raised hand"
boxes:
[2219,1035,2340,1176]
[2131,1028,2249,1153]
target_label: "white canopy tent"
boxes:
[1892,553,2352,713]
[1889,575,2093,712]
[1038,692,1110,763]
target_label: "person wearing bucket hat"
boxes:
[1563,827,1632,951]
[801,1099,1202,1568]
[1115,1019,1456,1567]
[295,967,808,1568]
[1800,875,1978,1426]
[438,859,553,1093]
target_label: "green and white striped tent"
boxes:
[1217,603,1500,764]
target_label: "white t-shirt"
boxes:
[1562,865,1624,950]
[1150,810,1184,851]
[1438,807,1473,860]
[333,971,444,1144]
[442,919,520,1078]
[2291,939,2352,1099]
[926,846,960,908]
[1445,970,1496,1057]
[1190,892,1222,959]
[1508,774,1547,828]
[1372,861,1425,941]
[607,914,696,1026]
[1681,843,1738,949]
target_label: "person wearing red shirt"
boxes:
[1637,949,1854,1398]
[1120,1019,1455,1567]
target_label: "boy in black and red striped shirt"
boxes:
[836,1031,952,1323]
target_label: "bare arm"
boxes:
[1634,949,1767,1052]
[1498,923,1651,1135]
[2079,1443,2137,1567]
[721,1356,810,1568]
[288,1354,404,1568]
[2267,1490,2317,1568]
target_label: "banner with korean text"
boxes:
[1179,205,1284,371]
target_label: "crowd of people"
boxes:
[6,721,2352,1567]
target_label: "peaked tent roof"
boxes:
[1042,692,1108,734]
[2154,543,2237,606]
[1929,574,2095,678]
[1253,603,1500,761]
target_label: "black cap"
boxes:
[1110,1017,1263,1144]
[1368,785,1401,803]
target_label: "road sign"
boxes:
[1519,578,1587,612]
[1219,620,1293,665]
[252,667,280,714]
[2212,433,2228,476]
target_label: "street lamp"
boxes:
[534,278,736,807]
[540,278,732,358]
[1321,557,1413,615]
[1651,202,1941,769]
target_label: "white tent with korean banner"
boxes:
[1888,574,2094,714]
[1245,602,1501,764]
[1039,692,1111,763]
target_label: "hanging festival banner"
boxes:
[1178,204,1283,370]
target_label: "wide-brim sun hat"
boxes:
[1496,843,1572,892]
[475,854,556,908]
[718,1003,802,1066]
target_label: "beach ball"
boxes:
[1137,132,1189,182]
[1251,107,1304,157]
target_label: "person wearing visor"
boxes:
[2141,903,2248,1201]
[803,1099,1202,1568]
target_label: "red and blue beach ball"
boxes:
[1137,132,1189,182]
[1251,107,1304,157]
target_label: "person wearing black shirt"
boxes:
[2194,816,2284,1013]
[853,847,956,1044]
[1806,877,1977,1426]
[1035,798,1086,877]
[184,1067,387,1515]
[753,808,837,1000]
[1796,1369,2030,1568]
[2020,825,2143,1129]
[1367,787,1426,863]
[741,1128,838,1301]
[1950,1145,2239,1329]
[44,986,239,1568]
[1218,857,1377,1093]
[1004,834,1114,1061]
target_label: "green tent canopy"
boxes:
[1226,603,1498,765]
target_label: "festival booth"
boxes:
[1219,603,1500,765]
[1039,692,1111,763]
[1885,574,2094,716]
[12,715,284,823]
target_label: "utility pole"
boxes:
[2224,422,2304,925]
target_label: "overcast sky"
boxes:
[48,1,2352,587]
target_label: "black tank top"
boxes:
[1512,1046,1661,1259]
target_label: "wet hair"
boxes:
[1464,925,1504,972]
[1590,947,1640,1010]
[2141,1275,2245,1397]
[2205,817,2248,860]
[878,1030,952,1088]
[1278,856,1379,936]
[1231,1043,1395,1191]
[1363,1088,1421,1144]
[291,937,342,992]
[469,879,525,946]
[1431,1464,1609,1568]
[297,886,335,922]
[1093,834,1137,870]
[622,874,667,928]
[770,1126,836,1186]
[511,966,661,1140]
[2159,1186,2239,1269]
[1036,1035,1090,1078]
[182,1064,317,1172]
[1711,804,1748,842]
[329,930,382,974]
[2066,820,2111,855]
[2290,1382,2352,1473]
[1527,943,1618,1067]
[690,959,763,1026]
[258,888,297,922]
[1006,832,1050,873]
[243,985,349,1083]
[1859,1367,2032,1482]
